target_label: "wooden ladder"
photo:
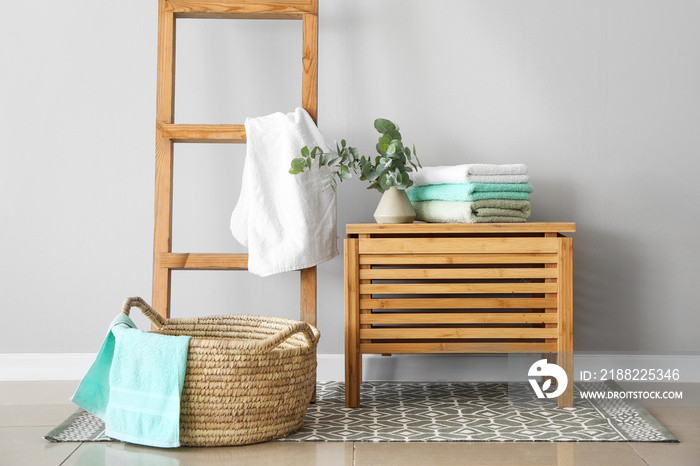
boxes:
[151,0,319,328]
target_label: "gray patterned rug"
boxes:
[45,381,677,443]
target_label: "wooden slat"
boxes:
[167,0,314,18]
[361,297,557,310]
[155,4,176,125]
[301,0,318,122]
[360,268,558,280]
[359,238,559,255]
[361,327,559,340]
[361,313,559,325]
[360,253,559,265]
[347,222,576,235]
[300,266,316,326]
[159,253,248,270]
[152,2,177,318]
[158,123,246,143]
[360,342,558,354]
[360,282,558,295]
[301,0,318,402]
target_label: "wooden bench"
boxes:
[344,222,575,407]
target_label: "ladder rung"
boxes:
[159,123,246,143]
[167,0,314,19]
[160,253,249,270]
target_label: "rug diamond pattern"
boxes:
[282,381,677,442]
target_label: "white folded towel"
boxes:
[413,164,529,186]
[230,108,339,276]
[464,174,530,183]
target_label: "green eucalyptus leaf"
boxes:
[338,165,351,180]
[368,180,382,192]
[387,129,401,141]
[374,118,396,133]
[413,144,422,167]
[301,146,310,158]
[291,158,306,171]
[386,144,396,155]
[380,174,392,191]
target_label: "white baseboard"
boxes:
[3,353,699,382]
[0,353,513,382]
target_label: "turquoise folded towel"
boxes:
[71,314,191,448]
[412,200,530,223]
[407,183,532,202]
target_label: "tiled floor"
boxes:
[2,381,699,466]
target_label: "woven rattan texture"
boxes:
[122,297,319,446]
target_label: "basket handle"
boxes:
[121,297,166,329]
[120,297,318,351]
[260,321,319,352]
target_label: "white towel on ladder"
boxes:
[230,108,339,276]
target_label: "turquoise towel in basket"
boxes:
[71,313,191,448]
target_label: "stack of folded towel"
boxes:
[407,164,532,223]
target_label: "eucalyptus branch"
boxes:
[289,119,421,193]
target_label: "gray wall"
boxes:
[2,0,699,356]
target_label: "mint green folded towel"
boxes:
[407,183,532,202]
[412,200,530,223]
[71,314,191,448]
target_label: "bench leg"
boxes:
[345,238,361,407]
[557,351,574,407]
[557,237,574,408]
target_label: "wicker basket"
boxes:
[121,297,320,447]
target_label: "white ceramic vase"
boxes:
[373,186,416,224]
